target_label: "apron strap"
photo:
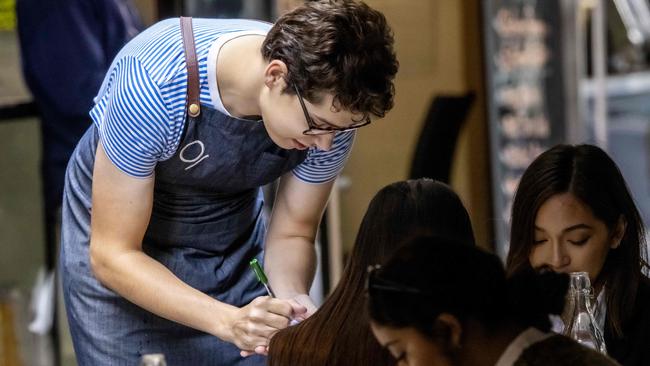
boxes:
[180,16,201,118]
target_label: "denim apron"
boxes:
[60,20,307,366]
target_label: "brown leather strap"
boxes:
[180,16,201,117]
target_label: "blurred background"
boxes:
[1,0,649,365]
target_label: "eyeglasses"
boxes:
[365,264,428,296]
[293,84,372,136]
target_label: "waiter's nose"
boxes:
[313,133,334,151]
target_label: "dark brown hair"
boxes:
[506,144,648,338]
[369,236,569,338]
[262,0,398,119]
[267,179,475,366]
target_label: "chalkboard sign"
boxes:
[483,0,567,258]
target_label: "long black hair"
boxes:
[268,179,475,366]
[506,144,648,338]
[368,236,568,339]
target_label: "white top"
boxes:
[495,327,554,366]
[550,286,607,334]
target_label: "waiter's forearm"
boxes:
[264,174,333,298]
[90,243,236,341]
[264,236,317,298]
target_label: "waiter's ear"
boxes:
[264,60,289,89]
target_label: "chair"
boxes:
[409,93,475,183]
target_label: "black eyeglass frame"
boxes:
[292,84,372,135]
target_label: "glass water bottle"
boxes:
[563,271,607,354]
[139,353,167,366]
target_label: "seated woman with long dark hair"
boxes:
[368,236,619,366]
[267,178,476,366]
[506,144,649,365]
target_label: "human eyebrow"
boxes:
[563,224,593,233]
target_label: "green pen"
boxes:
[249,258,302,326]
[249,258,276,298]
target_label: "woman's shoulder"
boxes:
[603,276,650,366]
[628,275,650,321]
[515,335,620,366]
[629,275,650,328]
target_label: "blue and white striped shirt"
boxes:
[90,18,354,184]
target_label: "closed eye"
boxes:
[568,238,589,245]
[533,239,547,245]
[312,116,339,129]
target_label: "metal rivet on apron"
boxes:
[189,103,200,117]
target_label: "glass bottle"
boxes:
[563,271,607,354]
[139,353,167,366]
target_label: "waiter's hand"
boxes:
[230,296,304,357]
[239,294,314,357]
[289,294,316,319]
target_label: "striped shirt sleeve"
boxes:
[292,130,355,184]
[90,56,172,178]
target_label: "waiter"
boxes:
[59,0,398,365]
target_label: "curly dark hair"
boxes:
[262,0,398,119]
